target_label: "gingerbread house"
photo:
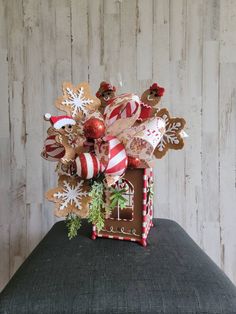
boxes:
[92,168,153,246]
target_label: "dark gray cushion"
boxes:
[0,219,236,314]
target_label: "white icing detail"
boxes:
[62,87,93,117]
[54,118,76,129]
[104,95,110,101]
[157,116,183,151]
[53,180,87,210]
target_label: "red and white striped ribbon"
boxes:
[104,94,140,127]
[104,136,128,176]
[95,136,128,177]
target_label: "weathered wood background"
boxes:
[0,0,236,290]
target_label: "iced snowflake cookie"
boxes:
[45,175,91,218]
[55,82,101,120]
[154,108,186,158]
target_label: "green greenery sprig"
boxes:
[66,213,82,240]
[88,181,105,231]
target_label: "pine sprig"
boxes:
[66,213,82,240]
[88,181,105,231]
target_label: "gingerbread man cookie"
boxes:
[96,81,116,114]
[140,83,165,118]
[44,113,86,163]
[55,82,101,120]
[45,175,91,218]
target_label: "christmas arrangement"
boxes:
[42,81,187,246]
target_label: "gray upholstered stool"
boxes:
[1,219,236,313]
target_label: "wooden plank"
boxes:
[0,224,10,291]
[168,0,187,226]
[219,62,236,284]
[119,0,137,93]
[5,0,27,278]
[88,0,104,92]
[152,0,170,218]
[26,203,43,253]
[0,0,9,136]
[103,0,121,89]
[0,0,10,290]
[198,0,221,266]
[220,0,236,63]
[217,1,236,282]
[169,0,187,62]
[203,0,220,41]
[54,0,71,92]
[71,0,89,83]
[201,40,221,266]
[137,0,153,82]
[53,0,72,226]
[184,0,203,243]
[23,0,44,254]
[40,0,58,233]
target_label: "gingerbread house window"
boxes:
[109,178,134,221]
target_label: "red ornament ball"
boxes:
[83,118,105,139]
[76,153,101,179]
[128,156,141,168]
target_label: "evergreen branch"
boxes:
[66,213,82,240]
[88,181,105,231]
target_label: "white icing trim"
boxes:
[54,118,76,129]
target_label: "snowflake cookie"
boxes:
[45,175,91,218]
[154,108,186,159]
[55,82,101,120]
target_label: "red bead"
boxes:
[83,118,105,139]
[128,156,141,168]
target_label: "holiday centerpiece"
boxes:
[42,81,187,246]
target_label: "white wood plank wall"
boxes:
[0,0,235,290]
